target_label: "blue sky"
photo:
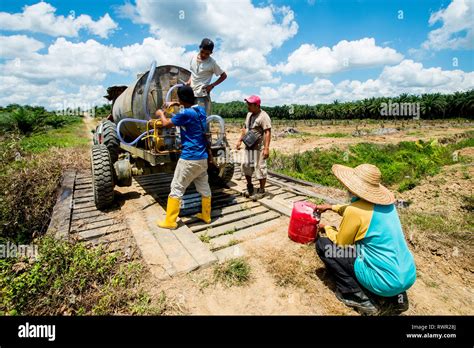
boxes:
[0,0,473,109]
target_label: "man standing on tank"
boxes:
[186,38,227,116]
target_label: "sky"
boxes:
[0,0,473,110]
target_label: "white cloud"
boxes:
[1,37,191,85]
[0,36,192,109]
[0,2,118,38]
[421,0,474,50]
[0,35,44,59]
[217,60,474,106]
[276,38,404,75]
[0,75,106,110]
[216,90,247,103]
[118,0,298,84]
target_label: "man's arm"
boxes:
[155,109,174,128]
[262,128,271,159]
[205,72,227,94]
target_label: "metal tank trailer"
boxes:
[91,62,234,209]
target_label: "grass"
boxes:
[199,232,211,243]
[0,116,90,243]
[268,132,473,192]
[213,258,251,286]
[19,122,88,153]
[321,132,350,138]
[260,246,318,289]
[0,237,169,315]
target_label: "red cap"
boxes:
[244,95,261,106]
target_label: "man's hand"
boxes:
[236,140,242,150]
[318,222,326,233]
[262,147,270,159]
[155,109,165,117]
[163,101,179,109]
[204,84,214,94]
[315,204,332,213]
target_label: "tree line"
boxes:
[211,90,474,120]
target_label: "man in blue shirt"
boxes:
[155,86,211,229]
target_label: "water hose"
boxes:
[117,118,153,146]
[165,83,184,103]
[143,60,157,120]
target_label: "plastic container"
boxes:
[288,201,320,244]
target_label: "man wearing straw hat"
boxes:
[315,163,416,315]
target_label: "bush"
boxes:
[268,133,473,191]
[0,237,156,315]
[0,105,81,135]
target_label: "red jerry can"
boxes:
[288,201,320,244]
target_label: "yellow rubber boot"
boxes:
[157,196,181,229]
[195,196,211,224]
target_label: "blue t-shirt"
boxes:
[171,105,208,160]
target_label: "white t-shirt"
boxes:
[190,55,224,97]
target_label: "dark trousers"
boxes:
[316,236,364,294]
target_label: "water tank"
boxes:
[112,65,191,141]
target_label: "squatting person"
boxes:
[315,163,416,315]
[236,95,271,200]
[186,38,227,116]
[155,85,212,229]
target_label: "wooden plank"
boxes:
[73,205,98,213]
[72,209,108,221]
[73,196,95,204]
[71,218,116,232]
[209,218,282,250]
[74,190,94,198]
[76,224,127,241]
[71,215,113,228]
[140,196,200,274]
[276,192,298,200]
[181,200,260,225]
[141,194,217,272]
[197,210,280,239]
[75,184,92,190]
[190,205,269,233]
[214,244,246,263]
[125,208,176,280]
[258,196,293,217]
[267,177,343,205]
[47,170,76,239]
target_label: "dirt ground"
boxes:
[140,161,473,315]
[83,118,473,315]
[224,119,473,153]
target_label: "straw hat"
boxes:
[331,163,395,205]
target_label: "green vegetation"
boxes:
[0,104,92,244]
[213,90,473,120]
[321,132,350,138]
[0,105,81,135]
[213,258,251,286]
[268,132,473,192]
[20,122,89,153]
[199,232,211,243]
[0,237,169,315]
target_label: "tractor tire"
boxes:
[96,120,120,163]
[91,144,115,210]
[219,161,235,183]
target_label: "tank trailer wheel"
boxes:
[91,144,115,210]
[94,120,120,163]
